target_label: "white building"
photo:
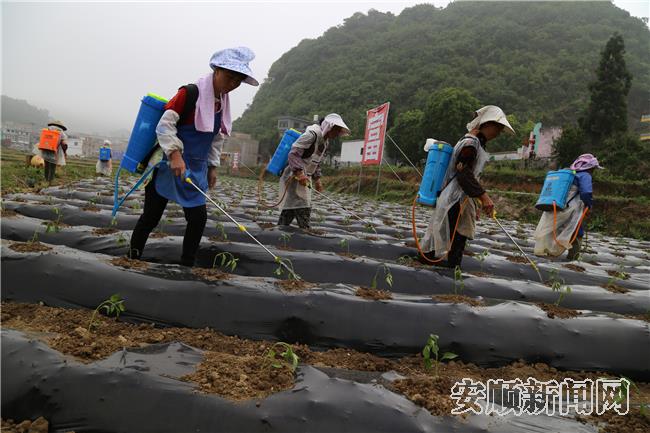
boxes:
[65,137,84,157]
[338,139,395,165]
[340,140,365,163]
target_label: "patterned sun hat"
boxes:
[209,47,258,86]
[570,154,604,171]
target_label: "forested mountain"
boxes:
[234,1,650,154]
[1,95,49,126]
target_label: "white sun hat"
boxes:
[466,105,515,135]
[321,113,351,136]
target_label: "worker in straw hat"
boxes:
[419,105,514,268]
[534,153,603,260]
[39,120,68,183]
[277,113,350,230]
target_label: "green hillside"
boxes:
[234,1,650,154]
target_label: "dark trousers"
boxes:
[44,161,56,182]
[278,208,311,229]
[446,201,468,268]
[129,176,207,266]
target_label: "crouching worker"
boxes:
[277,113,350,229]
[419,106,514,268]
[129,47,258,266]
[534,154,602,260]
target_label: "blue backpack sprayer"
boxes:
[112,93,169,218]
[535,169,589,250]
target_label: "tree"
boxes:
[422,88,480,145]
[387,109,425,164]
[581,33,633,148]
[600,134,650,181]
[553,124,587,168]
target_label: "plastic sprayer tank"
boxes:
[120,94,169,173]
[417,141,453,206]
[535,169,576,211]
[266,129,302,176]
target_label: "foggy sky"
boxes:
[2,1,648,136]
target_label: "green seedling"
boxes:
[214,222,228,241]
[476,250,489,271]
[339,238,350,255]
[453,266,464,295]
[212,252,239,272]
[265,342,299,372]
[43,207,63,233]
[613,377,649,418]
[371,263,393,289]
[279,232,292,248]
[547,270,572,306]
[422,334,458,378]
[110,217,118,227]
[341,215,351,226]
[116,233,128,247]
[88,294,125,332]
[274,257,300,281]
[396,255,412,266]
[364,222,375,233]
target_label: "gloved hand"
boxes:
[295,171,310,187]
[315,178,323,192]
[208,166,218,189]
[170,150,186,178]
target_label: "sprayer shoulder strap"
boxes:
[178,84,199,125]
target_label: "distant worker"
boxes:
[534,153,602,260]
[96,140,113,176]
[277,113,350,229]
[129,47,258,266]
[37,120,68,183]
[419,106,514,268]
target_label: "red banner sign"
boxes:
[361,102,390,166]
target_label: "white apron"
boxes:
[420,134,489,255]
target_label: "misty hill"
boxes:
[1,95,49,126]
[234,1,650,151]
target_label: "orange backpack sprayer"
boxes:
[38,129,61,152]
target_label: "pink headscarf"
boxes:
[570,154,604,171]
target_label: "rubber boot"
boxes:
[566,238,582,261]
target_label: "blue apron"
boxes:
[155,111,222,208]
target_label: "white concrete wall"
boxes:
[340,140,364,163]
